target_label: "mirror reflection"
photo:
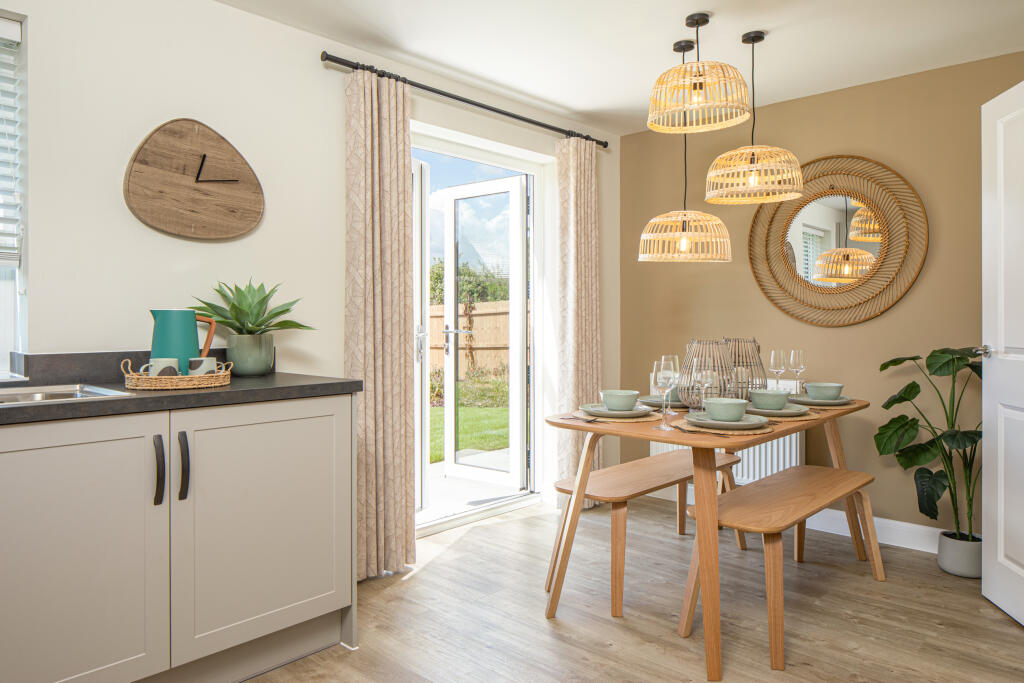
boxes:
[785,195,882,287]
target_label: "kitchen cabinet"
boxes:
[0,394,354,682]
[169,395,353,666]
[0,412,171,683]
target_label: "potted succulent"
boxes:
[191,281,313,376]
[874,347,982,577]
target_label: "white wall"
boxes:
[14,0,621,464]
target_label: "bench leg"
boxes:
[676,481,688,535]
[611,501,627,617]
[855,489,886,581]
[721,467,747,551]
[763,532,785,671]
[678,539,700,637]
[545,496,571,592]
[794,521,805,562]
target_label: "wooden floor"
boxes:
[255,498,1023,682]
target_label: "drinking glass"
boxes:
[769,348,787,389]
[788,349,806,394]
[661,354,680,415]
[653,359,677,431]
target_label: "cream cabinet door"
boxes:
[0,412,171,683]
[169,395,353,666]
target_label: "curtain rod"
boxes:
[320,51,610,149]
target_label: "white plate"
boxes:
[746,403,811,417]
[788,394,852,406]
[580,403,654,419]
[684,412,769,430]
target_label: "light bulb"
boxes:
[747,171,759,187]
[678,236,690,251]
[843,264,851,276]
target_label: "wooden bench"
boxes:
[679,465,885,671]
[546,448,743,617]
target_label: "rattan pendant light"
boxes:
[639,40,731,263]
[814,197,875,283]
[705,31,803,205]
[647,13,750,134]
[848,206,884,242]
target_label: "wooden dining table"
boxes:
[545,400,869,681]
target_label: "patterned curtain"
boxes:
[555,137,602,508]
[344,70,415,580]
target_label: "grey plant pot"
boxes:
[226,334,275,376]
[937,531,982,578]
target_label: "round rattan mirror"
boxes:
[749,155,927,327]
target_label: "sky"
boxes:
[413,147,521,274]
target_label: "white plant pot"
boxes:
[936,531,982,578]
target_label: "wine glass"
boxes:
[769,348,787,389]
[788,349,806,394]
[661,354,680,415]
[652,360,677,431]
[692,358,716,410]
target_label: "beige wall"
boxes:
[620,52,1024,529]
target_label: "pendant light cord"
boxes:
[750,41,756,146]
[682,46,688,211]
[843,196,849,248]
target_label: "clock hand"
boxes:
[194,153,240,183]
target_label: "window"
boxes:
[0,16,22,373]
[801,230,824,281]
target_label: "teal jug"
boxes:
[150,309,216,373]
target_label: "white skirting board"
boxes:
[647,487,940,555]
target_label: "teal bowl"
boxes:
[749,389,790,410]
[601,390,639,411]
[805,382,843,400]
[703,398,748,422]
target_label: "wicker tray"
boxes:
[122,358,232,390]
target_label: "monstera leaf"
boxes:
[925,347,979,377]
[875,415,920,455]
[895,437,943,469]
[914,467,949,520]
[882,381,921,410]
[879,355,922,372]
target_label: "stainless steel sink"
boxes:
[0,384,131,406]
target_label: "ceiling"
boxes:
[220,0,1024,136]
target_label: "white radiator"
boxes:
[648,377,804,485]
[649,433,804,485]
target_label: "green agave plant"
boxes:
[190,280,314,336]
[874,347,982,541]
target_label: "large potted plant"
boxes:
[874,347,982,577]
[191,281,313,376]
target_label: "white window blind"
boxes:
[801,232,823,281]
[0,20,21,372]
[0,27,21,266]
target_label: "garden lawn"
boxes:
[429,406,509,464]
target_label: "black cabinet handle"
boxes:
[178,431,190,500]
[153,435,166,506]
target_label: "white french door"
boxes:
[981,77,1024,625]
[433,176,527,487]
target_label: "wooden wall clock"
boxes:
[123,118,264,239]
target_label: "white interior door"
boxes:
[434,176,527,487]
[981,78,1024,625]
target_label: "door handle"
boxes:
[442,324,472,356]
[974,345,992,358]
[177,431,190,500]
[414,324,428,363]
[153,435,166,506]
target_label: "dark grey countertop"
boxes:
[0,372,363,426]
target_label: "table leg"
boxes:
[545,498,571,592]
[823,419,867,561]
[545,432,601,619]
[691,446,723,681]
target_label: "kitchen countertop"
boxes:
[0,372,363,426]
